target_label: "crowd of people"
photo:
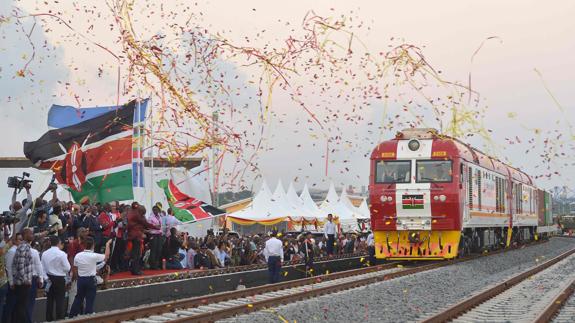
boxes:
[0,183,372,322]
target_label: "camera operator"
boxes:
[10,183,32,234]
[32,182,58,218]
[32,210,59,240]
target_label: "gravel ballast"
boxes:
[220,237,575,323]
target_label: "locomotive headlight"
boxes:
[380,195,386,202]
[408,139,420,151]
[439,194,447,202]
[387,196,393,202]
[433,196,439,201]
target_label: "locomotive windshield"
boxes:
[416,160,452,183]
[375,160,411,183]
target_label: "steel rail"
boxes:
[533,278,575,323]
[67,239,549,323]
[421,247,575,323]
[105,252,368,289]
[65,261,399,323]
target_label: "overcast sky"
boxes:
[1,0,574,195]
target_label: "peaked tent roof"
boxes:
[228,180,328,224]
[300,183,327,218]
[357,198,371,219]
[320,182,339,208]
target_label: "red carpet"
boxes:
[109,269,198,281]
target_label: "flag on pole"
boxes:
[47,99,148,188]
[157,179,225,222]
[24,100,144,203]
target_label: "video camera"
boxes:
[47,174,58,191]
[0,211,20,225]
[7,172,33,192]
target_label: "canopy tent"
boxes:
[226,180,329,228]
[357,198,371,219]
[300,183,327,218]
[226,180,289,226]
[319,183,368,232]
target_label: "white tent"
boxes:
[229,180,283,221]
[320,182,339,210]
[357,198,371,219]
[227,180,330,233]
[300,183,326,218]
[318,183,367,232]
[286,181,325,220]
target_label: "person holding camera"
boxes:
[10,184,32,234]
[32,210,52,240]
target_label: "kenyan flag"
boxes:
[402,194,424,209]
[24,101,139,203]
[157,179,225,222]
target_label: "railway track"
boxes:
[105,252,367,289]
[66,242,541,323]
[422,247,575,323]
[535,279,575,323]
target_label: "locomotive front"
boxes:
[369,128,462,260]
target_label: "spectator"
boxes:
[65,204,81,239]
[12,228,43,323]
[216,241,230,267]
[110,206,128,273]
[263,230,283,283]
[41,235,70,321]
[10,185,32,233]
[163,208,182,237]
[163,228,184,269]
[49,205,65,241]
[67,228,88,266]
[81,206,102,252]
[98,203,116,252]
[344,233,355,254]
[146,205,164,270]
[301,232,314,277]
[127,204,157,275]
[206,242,222,268]
[3,233,22,323]
[324,214,337,255]
[194,245,213,269]
[32,210,51,239]
[367,231,375,265]
[186,241,198,269]
[69,237,112,317]
[0,234,11,321]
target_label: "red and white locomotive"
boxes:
[369,128,554,260]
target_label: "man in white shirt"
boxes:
[324,214,338,255]
[69,236,111,317]
[29,228,45,323]
[263,231,284,284]
[42,235,70,321]
[163,208,182,237]
[367,231,376,266]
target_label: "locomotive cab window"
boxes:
[416,160,452,183]
[375,160,411,183]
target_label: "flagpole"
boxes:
[136,98,141,196]
[150,95,155,208]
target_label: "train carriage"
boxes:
[369,128,550,260]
